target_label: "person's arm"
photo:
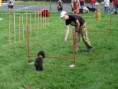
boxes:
[71,0,74,8]
[75,20,80,31]
[64,25,70,42]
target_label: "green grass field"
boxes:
[0,12,118,89]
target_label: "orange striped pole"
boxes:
[9,14,11,44]
[95,5,99,21]
[22,13,25,39]
[34,11,36,32]
[72,29,76,65]
[18,14,21,42]
[46,56,73,59]
[109,14,112,33]
[26,25,30,63]
[38,11,39,31]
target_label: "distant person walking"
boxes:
[90,0,96,12]
[57,0,63,11]
[60,11,93,53]
[8,0,15,13]
[112,0,118,14]
[104,0,110,13]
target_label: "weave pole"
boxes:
[22,13,25,39]
[9,14,11,44]
[26,25,30,63]
[109,14,112,33]
[72,29,76,65]
[18,14,21,42]
[46,56,73,59]
[95,5,99,21]
[37,12,40,31]
[26,12,30,63]
[30,13,32,32]
[40,12,42,30]
[89,30,108,32]
[34,11,37,32]
[44,3,46,29]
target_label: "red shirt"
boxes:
[90,0,96,4]
[113,0,118,6]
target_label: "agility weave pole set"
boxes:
[8,11,49,44]
[7,11,113,66]
[25,14,113,66]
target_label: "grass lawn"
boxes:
[0,11,118,89]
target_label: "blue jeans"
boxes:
[114,6,118,13]
[104,6,109,12]
[90,4,96,8]
[80,5,84,9]
[110,6,118,13]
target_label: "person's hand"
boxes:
[64,37,67,43]
[75,27,78,32]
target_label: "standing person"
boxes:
[71,0,80,14]
[104,0,110,13]
[90,0,96,12]
[60,11,93,53]
[8,0,15,14]
[112,0,118,14]
[57,0,63,11]
[79,0,85,13]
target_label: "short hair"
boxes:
[38,51,45,58]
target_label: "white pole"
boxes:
[30,13,32,32]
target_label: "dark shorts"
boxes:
[8,5,13,9]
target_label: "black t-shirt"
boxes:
[65,14,85,27]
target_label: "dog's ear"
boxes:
[38,51,45,58]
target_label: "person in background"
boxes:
[90,0,96,12]
[79,0,85,13]
[104,0,110,13]
[71,0,80,14]
[60,11,93,53]
[57,0,63,11]
[112,0,118,14]
[8,0,15,14]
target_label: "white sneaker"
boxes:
[69,64,75,68]
[0,18,3,20]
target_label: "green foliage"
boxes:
[0,12,118,89]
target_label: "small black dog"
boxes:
[34,51,45,71]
